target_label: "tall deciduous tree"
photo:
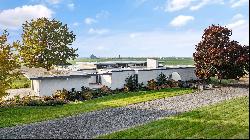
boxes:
[0,30,20,100]
[18,18,78,70]
[193,24,249,81]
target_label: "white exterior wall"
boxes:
[147,59,158,68]
[101,75,112,88]
[89,76,97,83]
[137,68,197,86]
[30,67,197,97]
[174,68,197,81]
[137,70,157,85]
[111,71,135,90]
[38,77,89,96]
[32,80,40,95]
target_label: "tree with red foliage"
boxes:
[193,24,249,82]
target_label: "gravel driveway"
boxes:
[4,88,37,100]
[0,86,248,139]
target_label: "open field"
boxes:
[0,88,192,128]
[99,96,249,139]
[10,75,30,89]
[68,57,194,66]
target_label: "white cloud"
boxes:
[67,3,75,10]
[129,33,141,38]
[0,5,53,30]
[227,19,246,29]
[46,0,61,4]
[190,0,209,11]
[153,6,163,11]
[190,0,224,11]
[165,0,193,12]
[72,22,79,26]
[74,26,249,57]
[230,0,249,8]
[227,13,246,29]
[225,14,249,45]
[163,0,224,12]
[84,17,97,25]
[232,14,244,21]
[74,30,203,57]
[95,10,110,19]
[135,0,148,6]
[230,22,249,45]
[170,15,194,27]
[84,10,110,25]
[88,28,109,35]
[96,46,107,51]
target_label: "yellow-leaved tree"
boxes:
[0,30,20,100]
[18,17,78,70]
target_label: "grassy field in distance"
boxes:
[68,57,194,66]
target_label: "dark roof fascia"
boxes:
[111,69,135,72]
[88,73,112,76]
[28,74,90,80]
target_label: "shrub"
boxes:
[100,85,112,95]
[147,79,157,90]
[43,96,54,101]
[0,95,67,107]
[25,99,44,106]
[81,86,91,91]
[92,89,102,98]
[123,86,130,92]
[156,72,167,86]
[166,80,179,88]
[52,88,69,100]
[82,91,93,100]
[124,74,140,91]
[68,88,78,101]
[156,84,170,90]
[43,99,67,106]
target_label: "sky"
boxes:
[0,0,249,57]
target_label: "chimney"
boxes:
[147,58,158,68]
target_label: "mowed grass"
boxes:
[0,88,193,128]
[10,75,31,89]
[98,97,249,139]
[160,57,194,66]
[68,57,194,66]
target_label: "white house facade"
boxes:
[26,66,197,96]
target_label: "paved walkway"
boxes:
[0,87,248,139]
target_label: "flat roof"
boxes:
[23,69,90,80]
[96,61,146,65]
[76,61,147,65]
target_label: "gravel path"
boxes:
[0,87,248,139]
[4,88,37,100]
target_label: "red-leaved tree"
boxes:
[193,24,249,81]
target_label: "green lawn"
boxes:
[0,88,193,128]
[68,57,194,66]
[10,75,31,89]
[160,57,194,66]
[98,97,249,139]
[208,77,237,86]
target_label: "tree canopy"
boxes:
[18,17,78,70]
[0,30,20,99]
[193,24,249,81]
